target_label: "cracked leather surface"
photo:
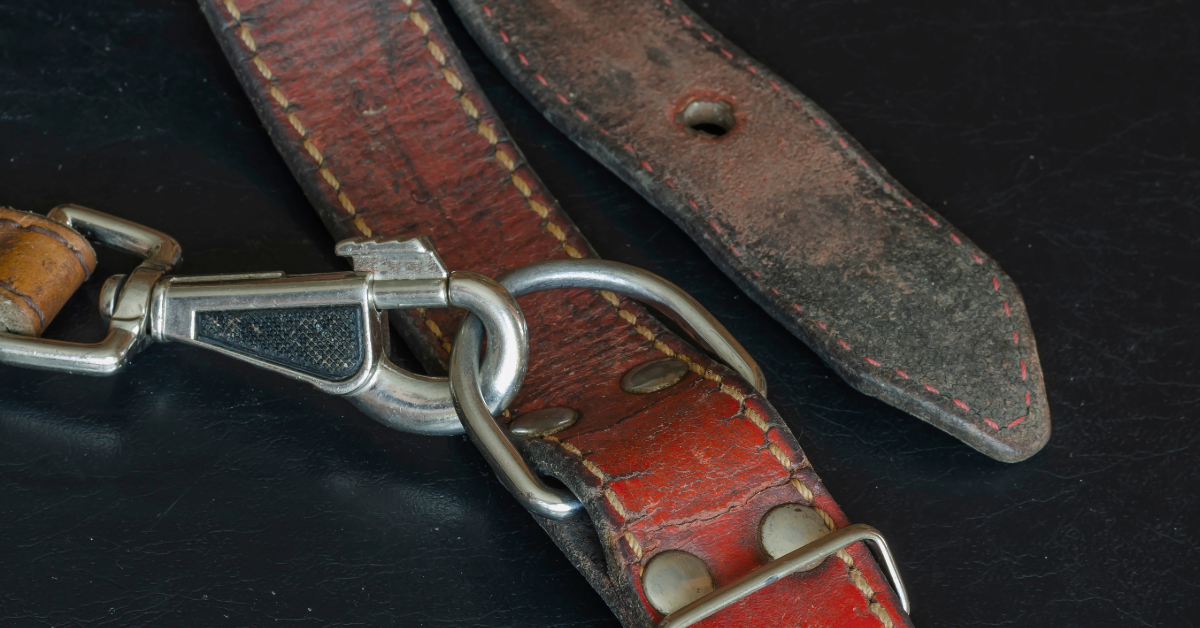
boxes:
[196,0,909,624]
[449,0,1049,463]
[0,0,1197,626]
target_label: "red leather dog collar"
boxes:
[198,0,914,625]
[448,0,1051,463]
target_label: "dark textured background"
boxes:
[1,1,1196,626]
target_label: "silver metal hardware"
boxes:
[760,503,831,561]
[621,357,690,394]
[98,274,127,325]
[335,237,448,281]
[499,260,767,394]
[0,205,180,375]
[0,207,528,436]
[0,208,912,617]
[658,524,910,628]
[509,407,578,438]
[449,313,581,519]
[642,550,716,615]
[448,259,766,519]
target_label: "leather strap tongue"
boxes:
[448,0,1050,463]
[199,0,914,625]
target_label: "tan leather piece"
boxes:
[0,208,96,336]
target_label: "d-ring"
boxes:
[449,259,766,518]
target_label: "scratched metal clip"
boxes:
[0,204,527,436]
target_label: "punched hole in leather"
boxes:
[450,0,1051,464]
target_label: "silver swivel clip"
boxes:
[0,204,528,436]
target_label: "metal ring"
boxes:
[449,312,582,519]
[346,272,528,436]
[500,259,766,393]
[448,259,766,518]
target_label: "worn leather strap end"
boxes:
[450,0,1050,463]
[0,207,97,337]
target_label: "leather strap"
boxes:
[448,0,1050,463]
[198,1,913,626]
[0,207,96,336]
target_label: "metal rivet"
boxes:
[621,358,690,394]
[98,274,127,325]
[760,503,831,561]
[642,550,715,615]
[509,407,578,438]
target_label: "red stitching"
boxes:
[983,418,999,430]
[1007,417,1025,428]
[953,398,970,411]
[1025,391,1031,405]
[484,6,1034,433]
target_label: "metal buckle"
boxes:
[657,524,910,627]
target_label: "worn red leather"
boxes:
[448,0,1050,463]
[198,0,913,625]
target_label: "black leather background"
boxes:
[1,1,1196,626]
